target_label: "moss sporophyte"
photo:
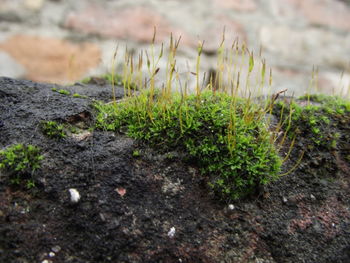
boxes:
[95,89,283,200]
[93,32,347,200]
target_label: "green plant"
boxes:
[274,94,350,149]
[59,89,70,95]
[132,149,141,157]
[73,93,87,99]
[52,89,71,95]
[80,73,138,90]
[81,76,92,84]
[93,32,292,200]
[95,90,282,200]
[41,121,66,139]
[0,144,43,188]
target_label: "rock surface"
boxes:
[0,77,349,262]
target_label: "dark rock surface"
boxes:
[0,77,349,263]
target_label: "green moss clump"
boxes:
[52,88,71,95]
[274,94,350,149]
[95,90,281,200]
[72,93,87,99]
[81,77,92,84]
[81,73,138,90]
[41,121,66,139]
[0,144,43,188]
[299,94,350,114]
[58,89,70,95]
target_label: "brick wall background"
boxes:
[0,0,349,97]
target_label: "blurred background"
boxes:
[0,0,349,97]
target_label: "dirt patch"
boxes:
[0,77,349,262]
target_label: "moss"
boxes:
[0,144,43,188]
[274,94,350,150]
[81,76,91,84]
[52,88,70,96]
[41,121,66,139]
[72,93,88,99]
[132,149,141,157]
[95,90,282,200]
[58,89,70,95]
[80,73,138,90]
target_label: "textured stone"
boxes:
[64,6,193,44]
[24,0,45,10]
[260,26,350,70]
[0,35,101,84]
[0,0,45,13]
[0,0,46,22]
[0,51,26,79]
[287,0,350,31]
[270,66,310,97]
[0,0,24,22]
[200,16,247,53]
[214,0,257,11]
[318,72,350,97]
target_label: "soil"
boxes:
[0,77,349,263]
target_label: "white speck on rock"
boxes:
[49,252,55,257]
[69,188,81,203]
[51,245,61,253]
[282,196,288,203]
[310,194,316,201]
[168,227,176,238]
[228,204,235,210]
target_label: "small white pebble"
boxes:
[168,227,176,238]
[51,245,61,253]
[228,204,235,210]
[100,213,106,222]
[332,223,336,228]
[282,196,288,203]
[49,252,55,257]
[310,194,316,201]
[69,188,81,203]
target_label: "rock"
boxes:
[68,188,80,203]
[213,0,257,12]
[24,0,45,10]
[269,66,310,97]
[260,25,350,70]
[200,16,247,53]
[51,246,61,253]
[287,0,350,31]
[312,220,323,234]
[64,6,193,45]
[0,35,101,84]
[319,179,329,187]
[228,204,235,210]
[0,51,26,79]
[318,72,350,97]
[167,227,176,238]
[282,196,288,203]
[0,1,26,22]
